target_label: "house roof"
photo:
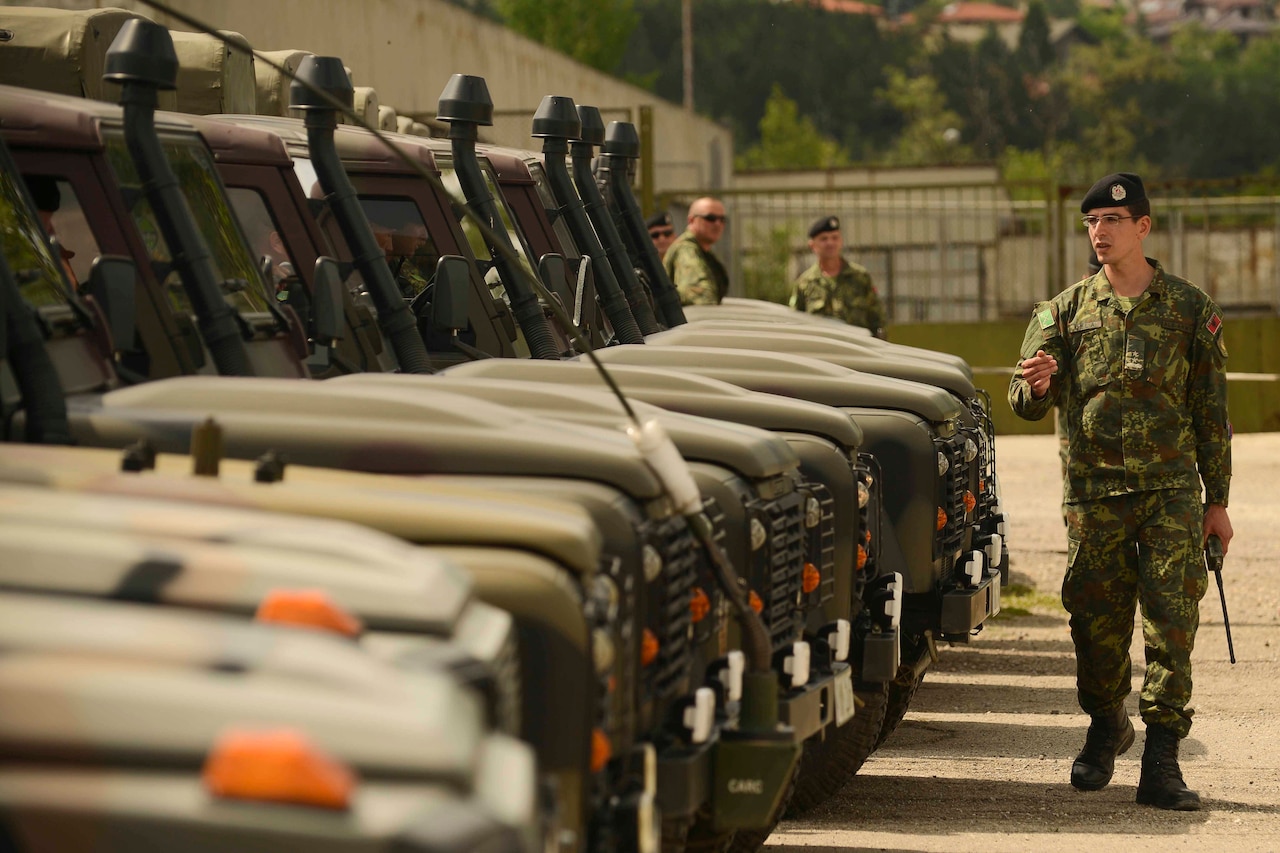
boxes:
[809,0,886,16]
[937,2,1026,22]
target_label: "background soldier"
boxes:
[646,210,676,261]
[1009,172,1234,811]
[790,215,886,338]
[664,196,729,306]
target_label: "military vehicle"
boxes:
[0,18,814,845]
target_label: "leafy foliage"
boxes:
[736,86,850,170]
[494,0,639,73]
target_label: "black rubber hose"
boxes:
[304,114,432,374]
[599,153,687,328]
[539,139,643,345]
[571,144,662,335]
[449,126,560,360]
[1,269,70,444]
[118,83,253,376]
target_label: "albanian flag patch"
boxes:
[1206,313,1222,335]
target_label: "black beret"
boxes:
[807,215,840,239]
[25,175,61,213]
[645,211,673,230]
[1081,172,1146,214]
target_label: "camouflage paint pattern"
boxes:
[1063,489,1207,737]
[790,260,886,336]
[1009,260,1231,738]
[664,229,728,306]
[1008,262,1231,506]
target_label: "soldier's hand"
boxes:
[1204,504,1233,556]
[1020,350,1058,399]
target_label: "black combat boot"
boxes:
[1136,724,1201,810]
[1070,705,1135,790]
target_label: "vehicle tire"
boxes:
[872,636,932,751]
[783,683,890,817]
[663,809,733,853]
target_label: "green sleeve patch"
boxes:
[1037,307,1055,329]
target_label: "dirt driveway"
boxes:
[768,432,1280,853]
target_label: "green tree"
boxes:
[740,224,795,305]
[495,0,638,73]
[736,85,850,170]
[876,68,973,165]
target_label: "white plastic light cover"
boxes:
[888,571,903,629]
[641,743,657,796]
[986,533,1003,569]
[832,619,851,662]
[783,641,811,688]
[682,687,716,743]
[964,550,984,586]
[857,480,870,509]
[720,650,745,703]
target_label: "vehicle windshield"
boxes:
[0,152,69,310]
[103,131,271,316]
[527,160,582,260]
[434,155,537,298]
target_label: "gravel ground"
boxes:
[767,432,1280,853]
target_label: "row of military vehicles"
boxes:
[0,6,1008,852]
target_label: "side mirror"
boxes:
[431,255,471,332]
[86,255,137,351]
[311,256,345,345]
[538,252,574,309]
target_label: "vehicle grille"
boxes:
[644,515,698,705]
[492,626,523,737]
[936,432,970,580]
[802,481,836,610]
[696,497,729,648]
[751,489,807,652]
[856,451,884,592]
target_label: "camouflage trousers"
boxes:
[1062,488,1208,738]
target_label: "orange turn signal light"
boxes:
[591,727,612,773]
[936,508,948,532]
[802,563,821,594]
[690,587,711,623]
[748,590,764,614]
[202,728,355,810]
[641,629,660,667]
[963,490,977,513]
[256,589,363,638]
[857,544,868,571]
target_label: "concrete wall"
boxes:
[889,317,1280,435]
[23,0,734,192]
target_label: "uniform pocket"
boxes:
[1144,318,1192,389]
[1072,330,1112,396]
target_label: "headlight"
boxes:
[589,574,620,622]
[592,628,616,675]
[750,517,767,551]
[937,451,950,476]
[964,438,978,462]
[804,495,822,528]
[642,544,663,582]
[857,480,870,509]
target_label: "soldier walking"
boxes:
[790,215,886,338]
[664,196,730,306]
[1009,172,1233,811]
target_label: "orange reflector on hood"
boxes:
[936,508,948,532]
[690,587,711,623]
[963,491,977,513]
[591,728,612,773]
[802,563,821,594]
[748,590,764,614]
[641,629,659,667]
[202,728,355,810]
[857,544,868,571]
[256,589,363,638]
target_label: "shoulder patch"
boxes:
[1037,307,1055,329]
[1206,312,1222,335]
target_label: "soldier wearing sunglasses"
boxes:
[664,196,730,306]
[646,211,677,261]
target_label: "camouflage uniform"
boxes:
[664,230,728,306]
[1008,260,1231,737]
[790,259,886,336]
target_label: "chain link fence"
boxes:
[657,177,1280,322]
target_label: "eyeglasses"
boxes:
[649,228,675,239]
[695,213,728,224]
[1081,214,1137,229]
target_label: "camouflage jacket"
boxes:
[1008,260,1231,505]
[790,259,886,335]
[664,230,728,306]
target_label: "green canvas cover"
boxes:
[171,28,256,115]
[0,7,177,110]
[253,47,312,116]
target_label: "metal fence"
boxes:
[658,178,1280,322]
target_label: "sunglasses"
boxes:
[649,228,675,238]
[694,213,728,224]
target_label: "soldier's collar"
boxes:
[1090,258,1164,303]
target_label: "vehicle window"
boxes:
[103,132,271,315]
[358,196,443,300]
[0,167,68,308]
[226,187,297,299]
[527,160,582,260]
[435,156,538,292]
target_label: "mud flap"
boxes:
[710,730,801,832]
